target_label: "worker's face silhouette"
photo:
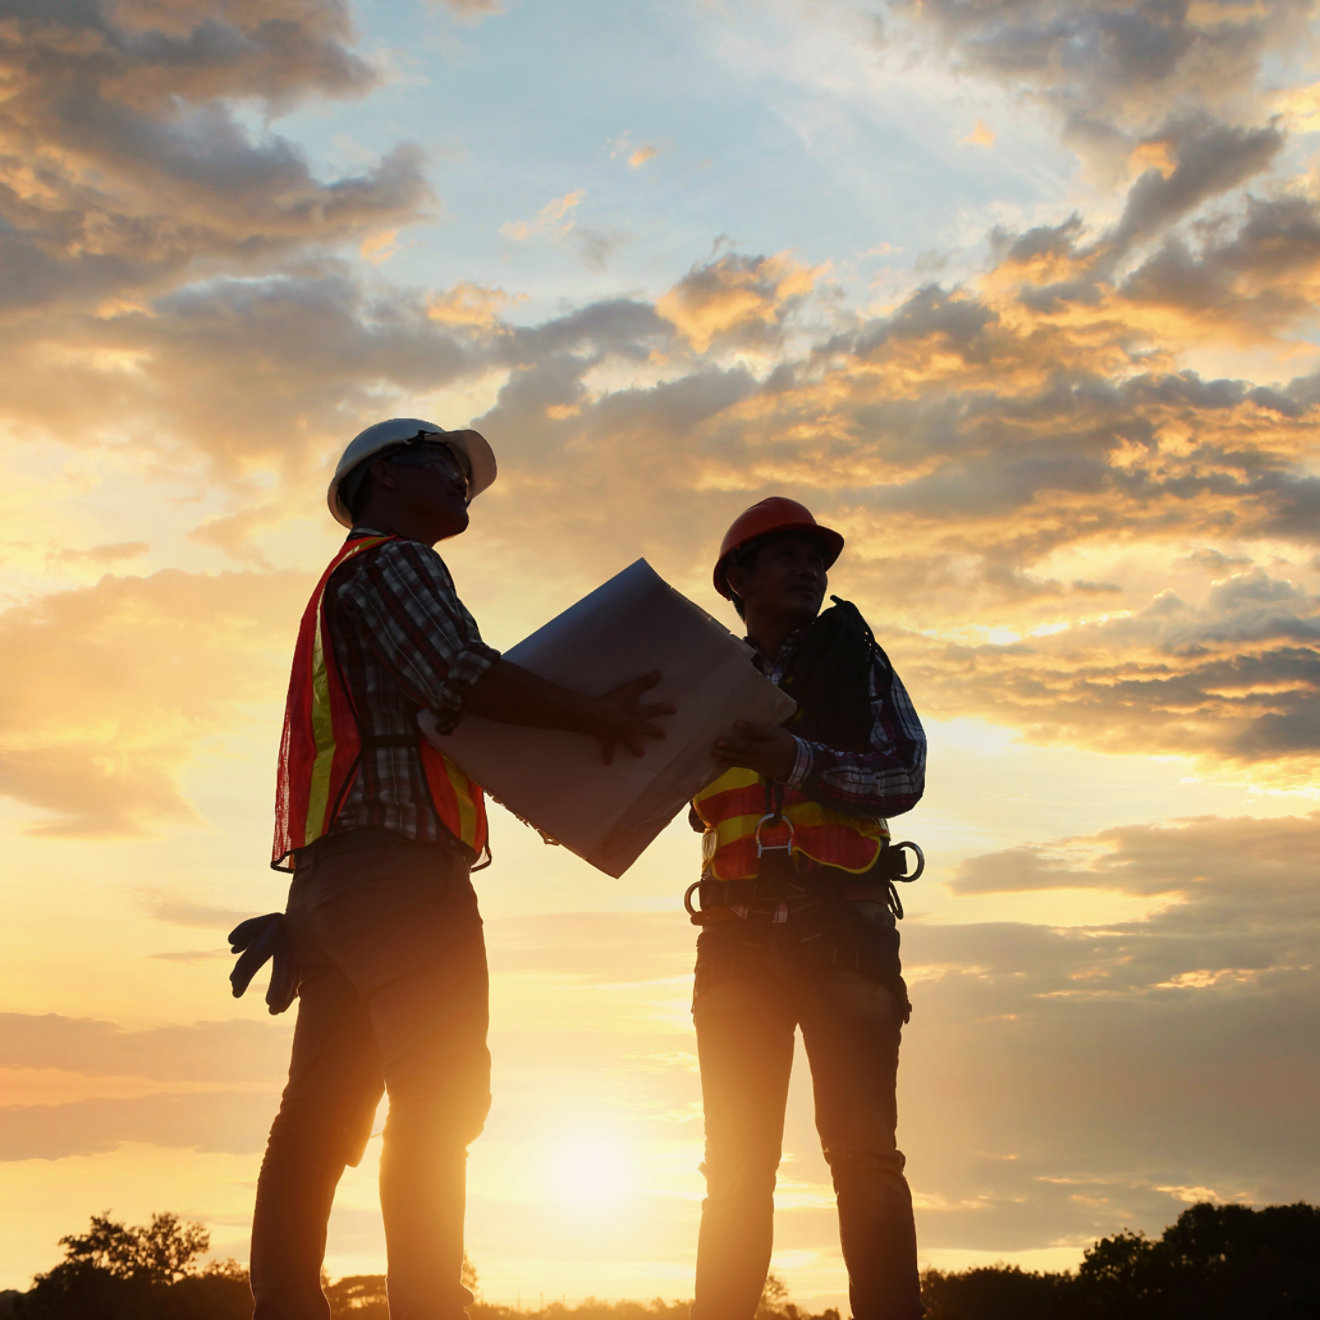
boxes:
[727,532,829,627]
[370,445,472,540]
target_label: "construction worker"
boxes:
[247,418,673,1320]
[686,497,927,1320]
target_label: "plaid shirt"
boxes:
[764,628,926,819]
[323,528,500,847]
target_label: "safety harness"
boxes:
[685,598,924,1009]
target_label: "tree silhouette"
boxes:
[10,1199,1320,1319]
[18,1211,248,1320]
[1073,1200,1320,1320]
[52,1211,210,1284]
[919,1263,1070,1319]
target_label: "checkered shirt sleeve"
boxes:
[784,655,926,818]
[333,536,500,733]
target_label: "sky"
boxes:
[2,0,1319,1310]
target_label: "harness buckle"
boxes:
[890,840,925,881]
[683,880,702,920]
[754,812,795,859]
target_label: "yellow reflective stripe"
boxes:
[697,765,761,797]
[702,802,889,878]
[783,800,889,838]
[693,765,761,822]
[708,811,777,849]
[702,798,888,841]
[303,593,337,843]
[300,536,392,847]
[443,755,478,849]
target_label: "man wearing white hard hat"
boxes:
[246,419,672,1320]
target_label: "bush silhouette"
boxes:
[11,1200,1320,1318]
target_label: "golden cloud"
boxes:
[0,569,302,835]
[427,282,519,330]
[499,189,586,243]
[961,119,996,148]
[657,251,826,353]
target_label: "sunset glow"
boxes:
[543,1126,639,1213]
[2,0,1319,1314]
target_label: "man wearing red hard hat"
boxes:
[687,497,928,1320]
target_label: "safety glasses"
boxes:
[387,443,469,492]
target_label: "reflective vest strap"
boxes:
[693,766,890,881]
[420,738,487,855]
[693,766,761,827]
[302,587,343,843]
[272,536,393,868]
[301,537,392,845]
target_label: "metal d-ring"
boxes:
[890,840,925,881]
[754,812,795,858]
[683,880,701,919]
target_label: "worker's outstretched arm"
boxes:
[465,660,675,763]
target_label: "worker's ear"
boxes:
[725,561,753,604]
[369,456,399,490]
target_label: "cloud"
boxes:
[0,1090,275,1160]
[45,541,150,567]
[897,568,1320,765]
[0,0,430,312]
[608,131,663,169]
[0,568,303,833]
[1109,116,1283,252]
[0,2,1315,786]
[657,250,825,352]
[136,889,253,931]
[951,811,1320,902]
[0,1013,288,1082]
[427,281,519,330]
[499,189,586,242]
[437,0,503,16]
[898,0,1314,146]
[961,119,995,147]
[0,267,492,490]
[884,811,1320,1248]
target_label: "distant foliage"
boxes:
[17,1212,249,1320]
[1072,1201,1320,1320]
[920,1201,1320,1320]
[920,1263,1072,1320]
[11,1201,1320,1319]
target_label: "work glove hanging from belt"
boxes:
[228,913,299,1015]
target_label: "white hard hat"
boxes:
[328,418,497,527]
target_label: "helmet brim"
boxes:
[327,420,498,527]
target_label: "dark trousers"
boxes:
[691,919,923,1320]
[250,836,490,1320]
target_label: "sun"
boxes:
[543,1124,638,1213]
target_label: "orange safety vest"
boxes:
[271,534,487,870]
[692,766,889,881]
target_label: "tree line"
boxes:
[2,1199,1317,1319]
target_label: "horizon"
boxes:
[2,0,1319,1315]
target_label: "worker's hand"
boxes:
[713,721,797,782]
[595,671,675,764]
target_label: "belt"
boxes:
[684,839,924,925]
[294,826,462,870]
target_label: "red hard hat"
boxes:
[713,497,845,599]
